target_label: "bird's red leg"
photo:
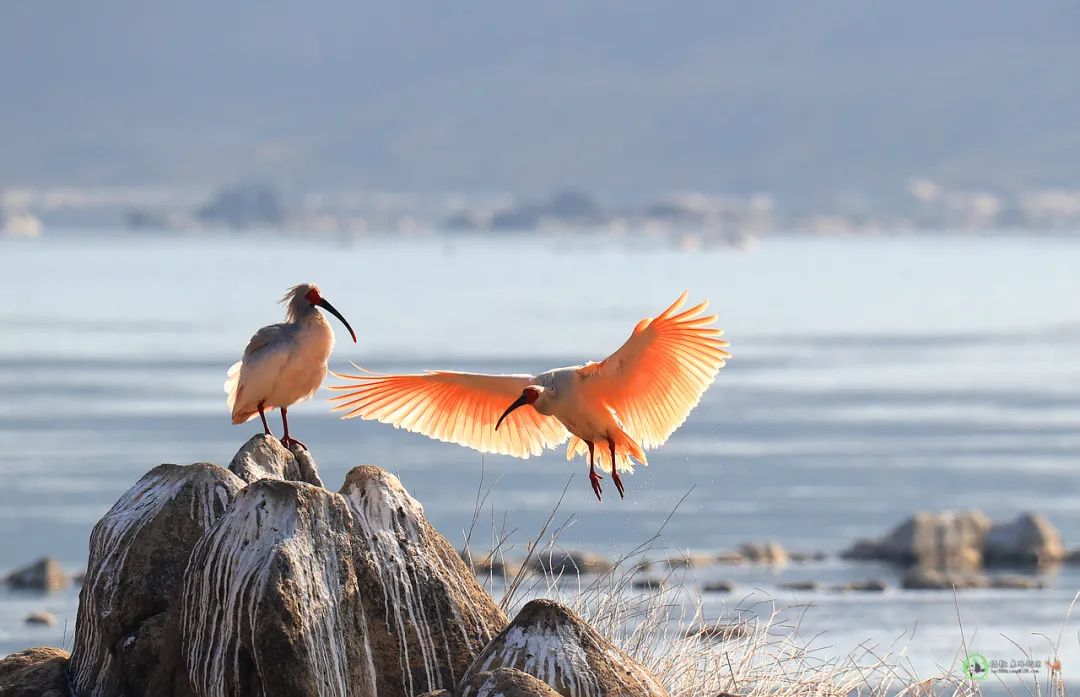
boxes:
[587,440,603,502]
[279,407,307,450]
[257,401,271,436]
[607,438,625,499]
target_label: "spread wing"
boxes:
[327,367,570,459]
[578,291,730,449]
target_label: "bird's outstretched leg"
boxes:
[279,407,307,450]
[587,440,603,502]
[607,438,625,499]
[257,401,271,436]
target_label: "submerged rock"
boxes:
[228,433,324,487]
[341,466,507,697]
[703,581,735,593]
[0,647,71,697]
[460,598,668,697]
[70,462,243,697]
[181,479,376,697]
[459,667,562,696]
[902,567,989,590]
[737,541,789,565]
[528,549,614,576]
[843,511,990,571]
[983,513,1064,568]
[990,574,1044,589]
[685,622,750,642]
[830,579,888,593]
[5,557,68,591]
[25,610,57,626]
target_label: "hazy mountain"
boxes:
[3,1,1080,197]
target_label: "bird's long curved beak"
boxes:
[495,394,531,431]
[317,298,358,343]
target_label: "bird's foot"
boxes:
[280,436,307,451]
[611,469,625,499]
[588,469,604,502]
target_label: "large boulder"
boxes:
[843,511,990,571]
[341,466,507,697]
[228,434,324,487]
[983,513,1064,568]
[180,479,376,697]
[459,668,562,696]
[0,647,71,697]
[460,599,668,697]
[5,557,68,591]
[69,462,244,697]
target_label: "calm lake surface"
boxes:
[2,229,1079,681]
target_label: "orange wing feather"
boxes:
[328,367,569,459]
[579,291,730,450]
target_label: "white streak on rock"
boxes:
[343,470,477,695]
[475,625,599,697]
[181,482,361,697]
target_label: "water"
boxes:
[2,229,1079,683]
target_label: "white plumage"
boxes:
[226,283,356,448]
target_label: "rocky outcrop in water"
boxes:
[13,440,669,697]
[460,599,669,697]
[984,512,1064,568]
[69,462,244,697]
[4,557,68,591]
[844,510,1065,573]
[0,647,72,697]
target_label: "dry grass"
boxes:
[462,470,1073,697]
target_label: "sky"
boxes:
[3,2,1080,198]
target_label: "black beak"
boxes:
[495,394,531,431]
[316,298,357,343]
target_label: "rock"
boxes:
[5,557,68,591]
[462,550,523,578]
[737,541,789,565]
[902,567,988,590]
[685,622,750,642]
[528,549,614,576]
[460,598,668,697]
[228,433,324,486]
[843,511,991,571]
[416,692,452,697]
[990,574,1044,590]
[341,466,507,697]
[632,577,665,591]
[703,581,735,593]
[831,580,888,593]
[25,610,57,626]
[181,479,376,697]
[69,462,243,697]
[984,513,1064,568]
[0,647,71,697]
[788,551,827,563]
[715,551,744,564]
[778,580,818,592]
[663,553,715,569]
[459,667,562,696]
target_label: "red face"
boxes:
[522,387,541,403]
[305,287,322,305]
